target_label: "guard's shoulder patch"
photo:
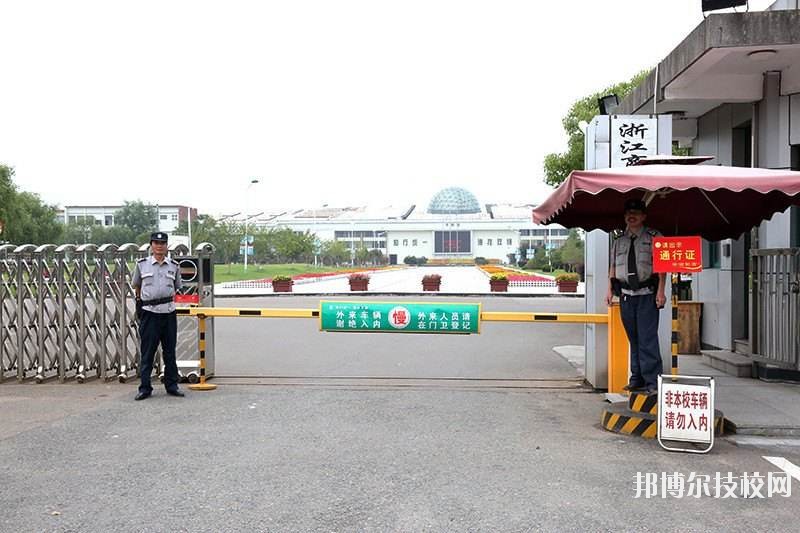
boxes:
[646,228,659,236]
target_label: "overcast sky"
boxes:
[0,0,774,215]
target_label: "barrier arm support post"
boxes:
[671,274,679,378]
[188,313,216,391]
[607,302,629,393]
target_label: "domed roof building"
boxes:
[215,185,569,265]
[427,187,482,215]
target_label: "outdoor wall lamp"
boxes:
[598,94,619,115]
[702,0,747,12]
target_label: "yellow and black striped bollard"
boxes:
[671,274,679,378]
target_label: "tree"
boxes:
[355,241,370,266]
[173,214,217,249]
[543,71,649,187]
[272,228,314,263]
[524,247,548,270]
[207,220,241,265]
[0,165,15,240]
[367,248,386,266]
[114,201,158,236]
[559,229,585,272]
[320,240,349,266]
[0,165,62,245]
[549,247,563,270]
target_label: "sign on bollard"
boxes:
[320,301,481,334]
[657,374,715,454]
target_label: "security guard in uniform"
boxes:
[132,232,184,400]
[606,199,667,395]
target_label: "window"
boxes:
[393,239,399,246]
[704,240,721,269]
[497,238,502,246]
[487,239,492,246]
[412,239,417,246]
[478,239,483,246]
[519,229,530,236]
[507,239,512,246]
[105,215,113,226]
[403,239,408,246]
[68,216,77,224]
[160,214,168,220]
[171,213,178,221]
[434,231,471,254]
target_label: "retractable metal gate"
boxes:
[750,248,800,370]
[0,242,214,383]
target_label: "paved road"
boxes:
[211,296,585,379]
[3,296,800,532]
[216,266,585,295]
[2,381,799,532]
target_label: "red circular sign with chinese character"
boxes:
[387,306,410,329]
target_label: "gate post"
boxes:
[606,303,629,393]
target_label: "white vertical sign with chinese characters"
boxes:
[610,116,658,167]
[658,375,715,454]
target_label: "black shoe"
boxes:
[134,392,151,401]
[645,386,658,395]
[622,383,645,392]
[166,389,185,397]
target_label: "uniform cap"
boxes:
[623,199,647,213]
[150,232,169,242]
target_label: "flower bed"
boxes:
[476,264,558,288]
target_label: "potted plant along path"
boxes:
[348,272,370,291]
[556,272,580,293]
[271,274,294,293]
[489,272,509,292]
[422,273,442,292]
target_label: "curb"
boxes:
[214,292,586,298]
[601,401,725,440]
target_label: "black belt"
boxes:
[140,296,174,306]
[618,275,658,291]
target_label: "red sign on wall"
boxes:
[653,237,703,273]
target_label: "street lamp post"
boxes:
[244,178,260,271]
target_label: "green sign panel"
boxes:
[320,301,481,334]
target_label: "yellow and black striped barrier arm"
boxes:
[176,307,609,324]
[480,312,608,324]
[176,307,319,318]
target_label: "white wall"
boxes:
[689,72,797,349]
[473,230,518,262]
[386,230,433,261]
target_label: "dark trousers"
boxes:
[620,293,663,388]
[138,310,179,394]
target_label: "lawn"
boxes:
[213,263,357,283]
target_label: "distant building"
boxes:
[219,187,569,264]
[58,205,197,233]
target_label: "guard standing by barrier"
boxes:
[606,199,667,395]
[132,232,184,400]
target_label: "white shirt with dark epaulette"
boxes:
[611,226,662,296]
[131,255,181,313]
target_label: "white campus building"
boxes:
[222,187,570,265]
[58,205,197,233]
